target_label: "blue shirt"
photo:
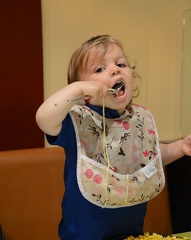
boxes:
[46,104,147,240]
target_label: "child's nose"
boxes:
[111,66,120,76]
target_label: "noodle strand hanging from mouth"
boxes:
[102,97,114,207]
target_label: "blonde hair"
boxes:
[67,34,141,97]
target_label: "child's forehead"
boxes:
[87,47,106,62]
[86,44,124,62]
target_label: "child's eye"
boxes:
[95,67,105,73]
[117,63,126,68]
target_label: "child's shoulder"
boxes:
[129,103,148,111]
[129,103,153,116]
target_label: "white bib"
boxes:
[70,103,165,208]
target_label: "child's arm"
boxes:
[36,81,109,136]
[160,135,191,166]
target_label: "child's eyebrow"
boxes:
[89,58,105,68]
[88,63,102,72]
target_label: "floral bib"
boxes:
[69,103,165,208]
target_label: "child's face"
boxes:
[80,44,134,115]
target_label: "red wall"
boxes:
[0,0,44,150]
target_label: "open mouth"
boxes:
[111,81,125,97]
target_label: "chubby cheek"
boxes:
[127,71,136,91]
[127,83,134,99]
[130,72,136,93]
[78,70,89,82]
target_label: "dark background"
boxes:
[0,0,44,151]
[166,155,191,233]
